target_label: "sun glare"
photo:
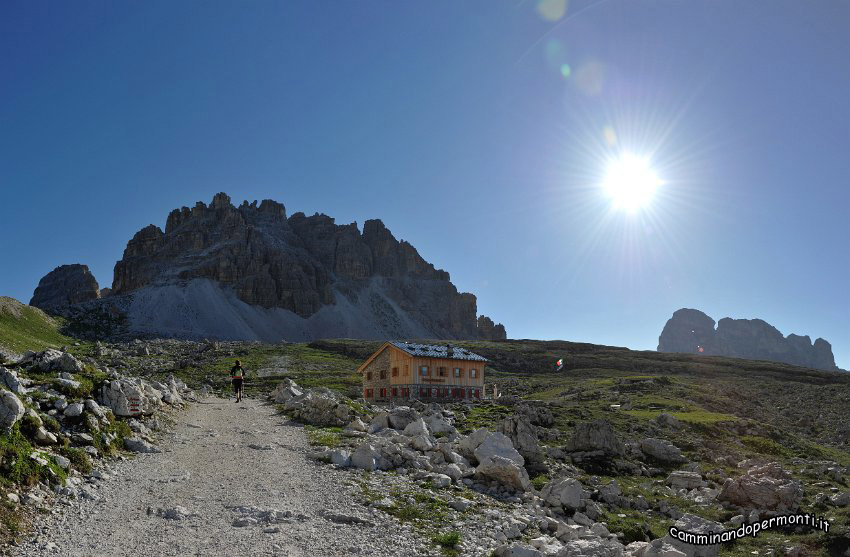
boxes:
[601,153,662,211]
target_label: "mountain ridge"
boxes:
[30,193,506,342]
[657,307,838,371]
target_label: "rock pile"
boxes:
[274,380,353,427]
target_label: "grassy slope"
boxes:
[0,297,73,355]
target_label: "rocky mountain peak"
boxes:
[33,193,506,342]
[658,308,837,370]
[30,264,101,311]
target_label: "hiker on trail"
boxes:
[231,360,245,402]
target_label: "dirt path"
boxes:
[15,397,429,557]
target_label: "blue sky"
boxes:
[1,1,848,368]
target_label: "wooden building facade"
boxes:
[358,341,486,402]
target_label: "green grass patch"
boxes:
[305,425,342,448]
[624,408,737,424]
[90,418,132,457]
[457,404,512,433]
[377,487,452,528]
[600,509,670,544]
[531,473,549,491]
[60,446,93,474]
[51,377,95,398]
[796,440,850,467]
[0,499,24,544]
[740,435,790,457]
[0,425,66,486]
[432,531,461,556]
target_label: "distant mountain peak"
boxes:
[658,308,836,371]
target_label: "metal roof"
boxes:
[390,341,487,362]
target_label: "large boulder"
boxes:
[540,478,587,511]
[457,427,491,460]
[387,406,420,430]
[666,471,706,490]
[30,263,101,311]
[662,513,724,557]
[460,429,531,491]
[829,492,850,507]
[567,420,624,456]
[350,442,392,471]
[0,366,27,395]
[98,378,163,416]
[423,410,456,435]
[499,415,545,470]
[402,418,430,437]
[640,438,686,464]
[474,431,524,467]
[0,391,25,433]
[271,379,303,404]
[476,455,532,492]
[717,462,802,512]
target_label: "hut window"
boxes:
[454,367,463,377]
[470,368,478,378]
[366,372,372,380]
[392,367,399,377]
[420,366,429,376]
[380,369,386,379]
[439,367,447,377]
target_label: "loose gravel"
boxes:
[14,397,432,557]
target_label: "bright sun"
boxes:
[602,153,662,211]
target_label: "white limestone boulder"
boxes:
[640,438,687,464]
[717,462,802,512]
[662,513,724,557]
[540,478,587,511]
[0,390,25,433]
[476,455,532,492]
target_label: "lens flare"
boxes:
[536,0,568,22]
[601,153,662,211]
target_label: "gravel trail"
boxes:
[15,397,429,557]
